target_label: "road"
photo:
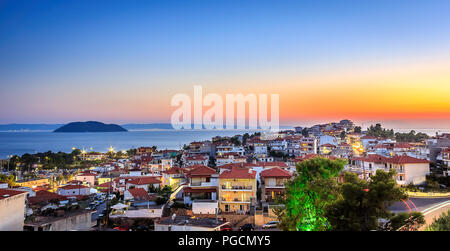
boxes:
[389,197,450,213]
[91,202,107,222]
[389,197,450,229]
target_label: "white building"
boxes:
[57,185,90,196]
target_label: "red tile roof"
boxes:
[127,177,161,185]
[260,167,292,178]
[163,167,184,175]
[0,189,27,201]
[28,190,66,204]
[187,165,217,177]
[219,167,256,179]
[127,188,151,201]
[387,155,429,164]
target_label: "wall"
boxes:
[0,193,27,231]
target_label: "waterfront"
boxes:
[0,130,260,157]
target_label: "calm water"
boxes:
[0,130,258,157]
[1,128,448,158]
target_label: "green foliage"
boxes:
[354,126,362,133]
[388,212,425,231]
[367,124,394,138]
[301,128,309,137]
[155,185,172,205]
[325,170,407,231]
[339,131,347,140]
[426,210,450,231]
[275,157,346,231]
[126,148,137,156]
[395,130,429,142]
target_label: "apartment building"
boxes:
[260,168,292,203]
[218,167,257,213]
[349,154,430,185]
[183,165,218,206]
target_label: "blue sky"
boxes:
[1,0,450,127]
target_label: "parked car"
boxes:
[262,221,279,229]
[239,224,254,231]
[220,224,233,231]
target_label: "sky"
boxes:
[1,0,450,129]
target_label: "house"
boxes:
[57,184,90,196]
[184,155,209,167]
[215,144,245,157]
[0,189,28,231]
[74,172,97,187]
[286,136,318,156]
[218,167,257,213]
[15,178,49,189]
[260,168,292,203]
[28,190,67,205]
[124,188,151,201]
[126,176,161,191]
[349,154,430,185]
[155,215,229,231]
[183,165,218,206]
[162,167,185,187]
[319,143,337,155]
[269,138,288,153]
[216,153,247,166]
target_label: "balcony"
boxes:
[190,181,214,187]
[221,198,251,203]
[265,184,285,189]
[221,185,253,191]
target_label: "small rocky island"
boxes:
[53,121,127,133]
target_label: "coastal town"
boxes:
[1,120,449,231]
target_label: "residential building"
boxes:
[183,165,218,206]
[57,184,90,196]
[260,168,292,203]
[218,167,257,213]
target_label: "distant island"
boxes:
[53,121,128,133]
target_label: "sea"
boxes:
[0,130,260,158]
[0,128,448,158]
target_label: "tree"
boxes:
[426,210,450,231]
[339,131,347,140]
[325,170,407,231]
[366,123,394,138]
[354,126,362,133]
[301,128,309,137]
[155,185,172,205]
[275,157,346,231]
[0,174,16,187]
[387,212,425,231]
